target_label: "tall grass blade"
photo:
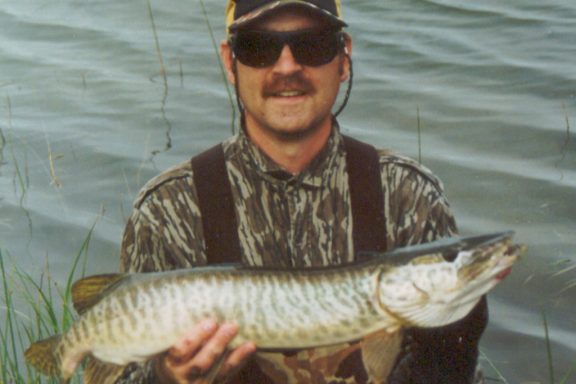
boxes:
[198,0,236,134]
[61,214,100,329]
[0,123,6,166]
[7,135,29,207]
[416,106,422,164]
[146,0,172,155]
[1,250,22,381]
[479,349,509,384]
[542,309,555,384]
[560,359,576,384]
[146,0,167,85]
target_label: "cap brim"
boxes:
[229,0,347,32]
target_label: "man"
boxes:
[116,1,487,383]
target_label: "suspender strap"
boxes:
[191,144,242,265]
[342,135,388,255]
[192,136,387,264]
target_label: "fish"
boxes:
[24,231,526,383]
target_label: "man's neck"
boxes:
[244,120,333,175]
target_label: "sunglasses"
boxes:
[230,28,344,68]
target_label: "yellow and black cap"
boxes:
[226,0,347,33]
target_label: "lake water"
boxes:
[0,0,574,382]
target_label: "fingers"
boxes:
[173,322,237,373]
[159,319,255,383]
[168,319,220,365]
[219,341,257,378]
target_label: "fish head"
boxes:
[375,233,526,328]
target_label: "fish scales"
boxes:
[228,267,378,346]
[24,232,526,382]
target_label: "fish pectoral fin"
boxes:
[84,355,126,384]
[361,330,403,382]
[71,273,128,314]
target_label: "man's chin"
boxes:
[264,119,326,142]
[271,127,316,142]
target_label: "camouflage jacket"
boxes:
[115,125,485,383]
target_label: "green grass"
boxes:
[0,219,96,383]
[542,309,576,384]
[197,0,237,134]
[478,309,575,384]
[0,252,77,383]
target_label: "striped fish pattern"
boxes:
[24,232,525,383]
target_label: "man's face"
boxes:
[222,10,351,142]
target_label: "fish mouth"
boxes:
[493,243,526,281]
[495,267,512,280]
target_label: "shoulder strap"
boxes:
[193,136,387,266]
[342,135,387,255]
[191,144,242,265]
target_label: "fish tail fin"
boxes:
[25,334,62,377]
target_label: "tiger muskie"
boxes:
[25,231,526,382]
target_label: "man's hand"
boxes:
[155,319,257,383]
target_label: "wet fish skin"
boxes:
[24,231,525,382]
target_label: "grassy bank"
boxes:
[0,250,79,383]
[0,222,95,383]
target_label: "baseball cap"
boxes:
[226,0,347,33]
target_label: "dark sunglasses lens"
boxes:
[234,32,282,67]
[290,31,340,66]
[233,30,341,68]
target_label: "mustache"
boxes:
[263,73,314,96]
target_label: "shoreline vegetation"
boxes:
[0,220,96,383]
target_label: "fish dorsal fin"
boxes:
[71,273,127,315]
[84,355,125,384]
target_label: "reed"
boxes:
[0,251,74,383]
[0,124,6,167]
[478,308,575,384]
[542,309,576,384]
[0,218,97,383]
[479,349,510,384]
[5,96,30,207]
[416,106,422,164]
[542,309,556,384]
[198,0,237,134]
[146,0,172,156]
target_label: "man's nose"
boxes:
[272,44,303,73]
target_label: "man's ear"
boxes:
[340,33,352,82]
[220,40,236,85]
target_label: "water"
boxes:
[1,0,574,382]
